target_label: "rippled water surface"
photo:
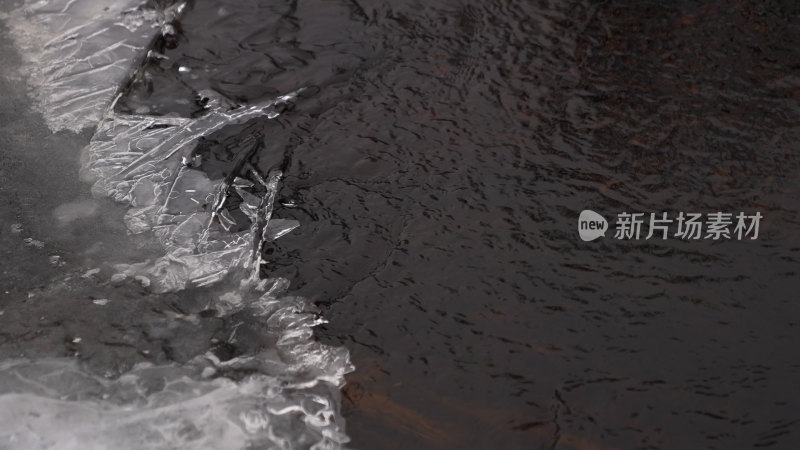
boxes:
[2,0,800,448]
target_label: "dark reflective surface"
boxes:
[3,0,800,448]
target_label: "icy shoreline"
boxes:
[0,1,353,448]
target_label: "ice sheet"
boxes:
[0,274,353,449]
[3,0,185,133]
[1,1,353,448]
[82,89,304,293]
[0,278,352,449]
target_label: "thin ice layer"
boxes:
[80,90,303,293]
[2,0,176,132]
[0,276,352,449]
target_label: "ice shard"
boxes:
[83,89,305,293]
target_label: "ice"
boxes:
[24,237,45,249]
[3,0,186,133]
[0,267,353,449]
[81,268,100,278]
[2,1,353,447]
[0,355,350,449]
[52,199,99,224]
[79,89,304,293]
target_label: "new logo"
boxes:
[578,210,608,241]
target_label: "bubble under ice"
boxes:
[1,1,353,448]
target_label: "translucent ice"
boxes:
[0,355,350,449]
[81,89,304,293]
[4,0,185,133]
[0,272,353,449]
[1,1,353,448]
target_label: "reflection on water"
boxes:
[2,0,800,448]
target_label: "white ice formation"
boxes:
[1,1,353,448]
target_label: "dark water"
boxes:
[3,0,800,448]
